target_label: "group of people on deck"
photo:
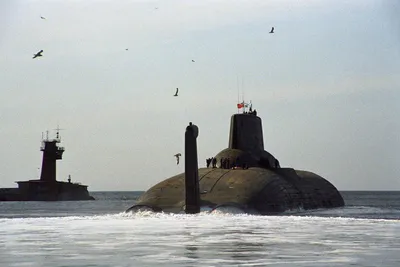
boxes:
[206,157,249,170]
[205,156,281,170]
[206,157,217,168]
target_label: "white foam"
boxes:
[1,209,400,266]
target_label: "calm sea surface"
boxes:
[0,191,399,266]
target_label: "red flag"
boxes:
[237,102,244,109]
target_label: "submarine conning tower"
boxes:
[215,112,279,170]
[39,131,65,182]
[229,113,264,154]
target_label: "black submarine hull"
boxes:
[128,167,344,214]
[127,112,344,214]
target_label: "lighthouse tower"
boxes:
[39,130,64,182]
[10,128,94,201]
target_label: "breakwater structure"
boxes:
[127,108,344,215]
[0,130,94,201]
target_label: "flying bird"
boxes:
[174,88,179,97]
[40,16,46,20]
[191,59,195,62]
[33,50,43,59]
[269,27,274,34]
[174,153,182,165]
[125,48,129,51]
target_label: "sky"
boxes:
[0,0,399,191]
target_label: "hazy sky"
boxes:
[1,0,399,191]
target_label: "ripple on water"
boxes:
[0,212,399,267]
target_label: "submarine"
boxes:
[0,130,94,201]
[127,107,344,215]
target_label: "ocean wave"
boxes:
[1,209,399,225]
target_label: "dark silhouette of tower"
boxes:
[228,113,264,156]
[0,129,95,201]
[184,122,200,214]
[39,131,64,182]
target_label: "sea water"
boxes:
[0,191,399,266]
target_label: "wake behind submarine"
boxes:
[127,108,344,215]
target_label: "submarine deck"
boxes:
[133,167,344,214]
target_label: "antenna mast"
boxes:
[54,125,65,142]
[237,75,240,114]
[242,76,245,113]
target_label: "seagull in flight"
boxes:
[40,16,46,20]
[191,59,195,62]
[174,153,182,165]
[33,50,43,59]
[174,88,179,97]
[269,27,274,34]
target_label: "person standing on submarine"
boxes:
[206,158,211,168]
[212,157,217,168]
